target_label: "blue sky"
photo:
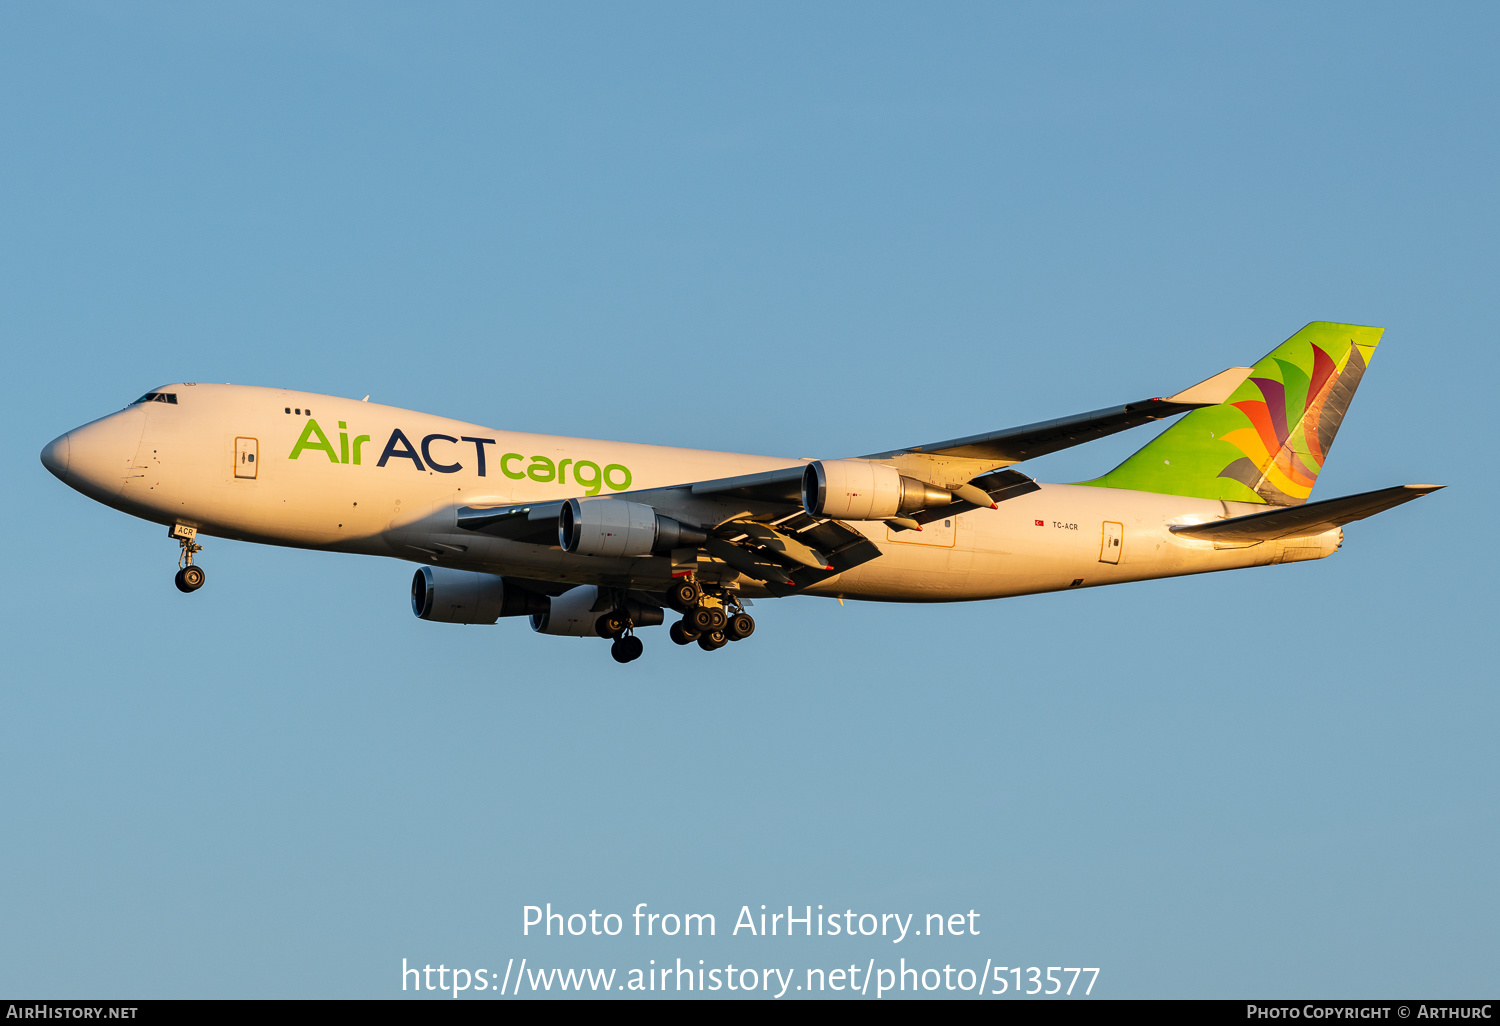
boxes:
[2,1,1495,998]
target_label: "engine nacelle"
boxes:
[529,585,666,636]
[558,498,707,557]
[411,567,548,624]
[801,460,952,520]
[529,584,602,636]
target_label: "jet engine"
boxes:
[529,584,664,636]
[558,498,707,557]
[411,566,549,624]
[801,460,952,520]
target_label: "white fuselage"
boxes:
[42,383,1339,602]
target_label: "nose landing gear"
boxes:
[170,524,205,593]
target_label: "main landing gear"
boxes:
[667,577,754,654]
[610,634,644,664]
[596,608,645,664]
[170,524,206,594]
[592,576,758,664]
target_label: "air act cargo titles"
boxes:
[288,418,632,494]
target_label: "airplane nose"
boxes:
[43,407,147,500]
[40,432,71,480]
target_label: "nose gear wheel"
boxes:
[175,565,205,593]
[169,524,205,593]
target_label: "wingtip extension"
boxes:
[1166,366,1255,407]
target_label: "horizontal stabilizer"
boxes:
[1169,484,1443,542]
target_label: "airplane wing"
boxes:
[682,365,1253,503]
[699,468,1041,592]
[455,496,887,589]
[454,469,1041,590]
[861,365,1252,467]
[453,366,1249,588]
[1168,484,1443,542]
[706,512,883,593]
[455,502,565,544]
[687,465,805,505]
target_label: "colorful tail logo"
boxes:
[1080,322,1381,506]
[1216,340,1369,505]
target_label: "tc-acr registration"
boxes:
[41,322,1439,663]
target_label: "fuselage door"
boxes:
[235,437,259,479]
[1099,520,1123,564]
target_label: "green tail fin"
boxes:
[1079,322,1382,506]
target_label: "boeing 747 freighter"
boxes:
[40,322,1439,663]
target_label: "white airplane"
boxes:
[41,322,1438,663]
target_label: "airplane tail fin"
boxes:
[1079,322,1383,505]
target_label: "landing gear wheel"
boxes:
[707,608,727,631]
[689,606,718,633]
[669,621,700,646]
[610,635,644,663]
[726,612,755,641]
[596,613,629,639]
[696,630,728,652]
[669,579,700,609]
[175,566,205,593]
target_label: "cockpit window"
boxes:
[130,392,178,405]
